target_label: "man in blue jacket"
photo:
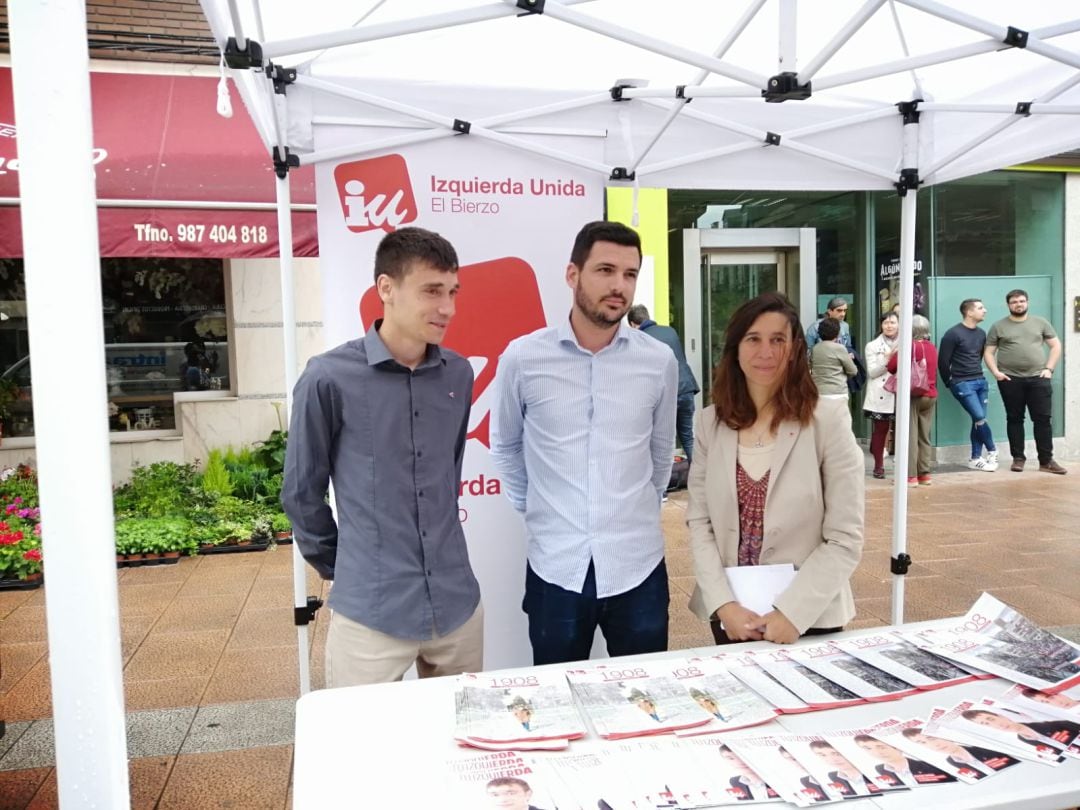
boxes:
[628,304,700,461]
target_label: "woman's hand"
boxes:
[760,610,799,644]
[714,602,765,641]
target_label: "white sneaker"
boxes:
[967,457,988,471]
[984,451,999,472]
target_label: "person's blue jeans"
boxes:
[677,393,696,462]
[523,559,669,665]
[949,377,996,459]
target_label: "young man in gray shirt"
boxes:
[983,288,1065,474]
[282,227,482,686]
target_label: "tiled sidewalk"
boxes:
[1,462,1078,808]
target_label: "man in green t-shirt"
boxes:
[983,289,1065,474]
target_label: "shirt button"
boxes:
[414,410,420,417]
[426,569,433,577]
[418,490,424,498]
[422,530,427,538]
[417,450,423,458]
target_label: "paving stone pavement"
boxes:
[1,459,1078,807]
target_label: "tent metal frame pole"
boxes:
[925,71,1080,180]
[8,1,130,805]
[636,100,898,182]
[620,86,760,99]
[898,0,1080,73]
[296,75,458,129]
[275,172,312,696]
[533,0,767,90]
[798,0,886,82]
[625,0,766,175]
[311,117,608,138]
[893,0,1005,40]
[472,91,612,128]
[263,0,597,60]
[299,130,455,167]
[778,0,797,73]
[225,0,247,49]
[295,75,613,176]
[890,104,920,627]
[919,102,1080,114]
[814,40,1000,91]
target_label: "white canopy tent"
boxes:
[194,0,1080,689]
[9,1,1080,804]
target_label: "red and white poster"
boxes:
[314,132,604,670]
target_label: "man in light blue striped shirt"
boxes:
[490,221,678,665]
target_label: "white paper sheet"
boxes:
[725,564,797,622]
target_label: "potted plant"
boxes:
[114,517,195,565]
[0,515,43,587]
[270,512,292,542]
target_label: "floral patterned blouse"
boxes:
[736,462,771,566]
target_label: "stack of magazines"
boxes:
[897,592,1080,693]
[446,686,1079,808]
[453,670,586,751]
[564,662,716,738]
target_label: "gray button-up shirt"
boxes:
[282,322,479,641]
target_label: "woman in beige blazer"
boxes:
[687,292,865,644]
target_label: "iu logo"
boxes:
[360,257,547,448]
[334,154,417,233]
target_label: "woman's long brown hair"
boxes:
[710,292,818,430]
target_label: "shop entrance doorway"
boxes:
[682,228,816,405]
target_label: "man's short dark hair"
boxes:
[818,316,841,342]
[1006,288,1028,303]
[486,777,530,792]
[569,221,641,268]
[627,304,650,325]
[373,226,458,283]
[960,298,982,317]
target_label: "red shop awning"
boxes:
[0,66,318,259]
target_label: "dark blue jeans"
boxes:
[948,377,996,458]
[523,559,669,665]
[677,393,696,462]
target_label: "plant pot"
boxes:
[273,531,293,544]
[0,571,43,590]
[197,539,270,555]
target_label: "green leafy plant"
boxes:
[200,450,234,498]
[0,464,40,509]
[269,512,291,534]
[114,462,205,518]
[115,517,196,556]
[252,429,288,477]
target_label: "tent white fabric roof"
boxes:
[200,0,1080,190]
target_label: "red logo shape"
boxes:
[360,256,547,447]
[334,154,417,233]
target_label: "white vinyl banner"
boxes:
[314,132,604,671]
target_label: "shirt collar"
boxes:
[364,319,444,369]
[556,313,631,353]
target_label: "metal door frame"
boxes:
[682,227,816,409]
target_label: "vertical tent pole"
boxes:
[275,172,313,695]
[889,102,920,626]
[8,1,130,805]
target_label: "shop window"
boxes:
[0,257,229,438]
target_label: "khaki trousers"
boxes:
[908,395,936,477]
[325,602,484,688]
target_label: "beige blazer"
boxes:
[686,398,865,634]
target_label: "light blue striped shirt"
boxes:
[490,317,678,598]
